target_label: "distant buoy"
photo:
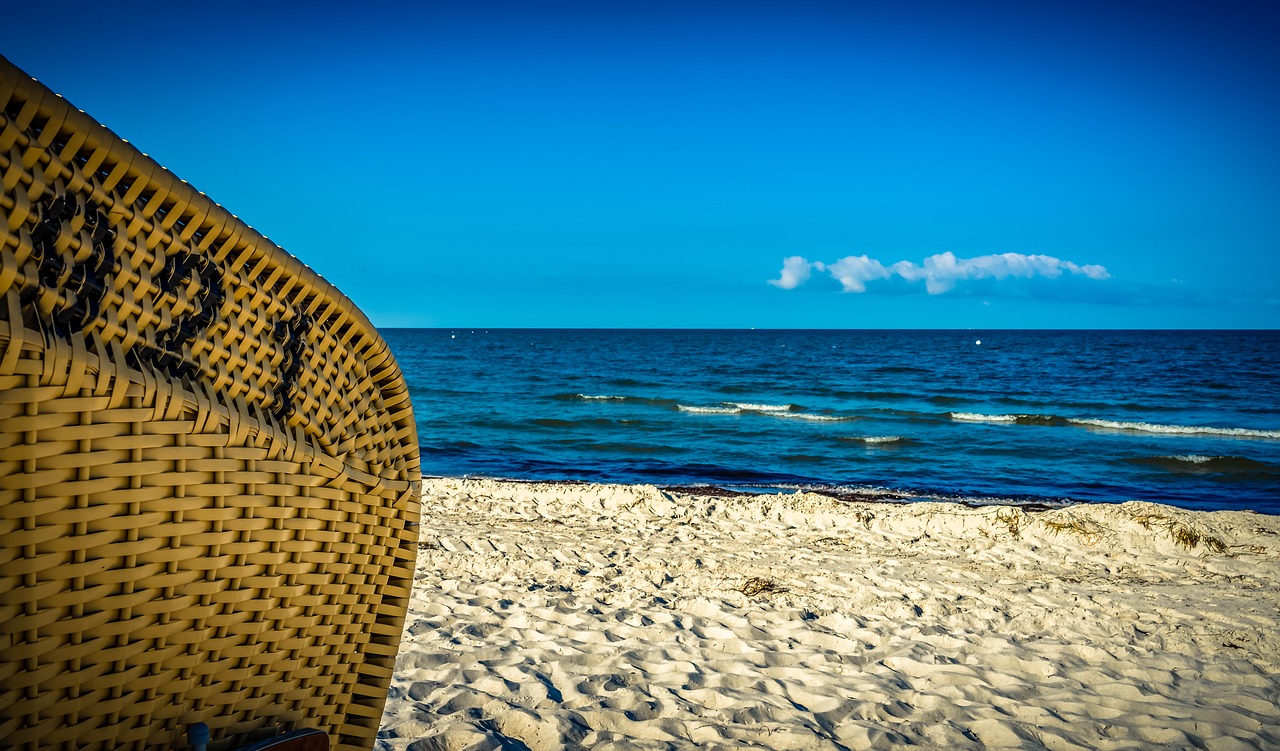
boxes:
[975,340,981,345]
[451,335,455,339]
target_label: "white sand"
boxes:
[378,479,1280,750]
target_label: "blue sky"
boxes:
[5,1,1278,328]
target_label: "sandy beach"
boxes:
[377,479,1280,750]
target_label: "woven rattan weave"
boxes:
[0,56,421,751]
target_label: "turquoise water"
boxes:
[384,329,1280,514]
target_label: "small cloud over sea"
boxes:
[770,252,1110,295]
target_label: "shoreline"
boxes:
[421,473,1211,514]
[379,478,1280,750]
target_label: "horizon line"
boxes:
[377,326,1280,332]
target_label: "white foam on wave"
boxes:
[949,412,1018,423]
[777,413,853,422]
[682,401,851,421]
[577,394,626,401]
[729,402,797,413]
[678,405,741,415]
[1172,454,1215,464]
[945,412,1280,439]
[1070,418,1280,439]
[840,435,905,444]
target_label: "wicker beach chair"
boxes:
[0,55,421,751]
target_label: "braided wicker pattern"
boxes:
[0,56,421,751]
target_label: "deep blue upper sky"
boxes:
[6,1,1278,328]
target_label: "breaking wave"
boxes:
[949,412,1280,439]
[1071,418,1280,440]
[678,405,741,415]
[778,413,856,422]
[677,403,855,422]
[840,435,909,445]
[728,402,803,413]
[949,412,1018,423]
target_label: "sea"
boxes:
[383,329,1280,515]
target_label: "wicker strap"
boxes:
[0,54,421,751]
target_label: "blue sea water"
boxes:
[384,329,1280,514]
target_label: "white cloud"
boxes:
[827,255,890,292]
[1079,264,1109,280]
[768,256,824,289]
[772,251,1110,294]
